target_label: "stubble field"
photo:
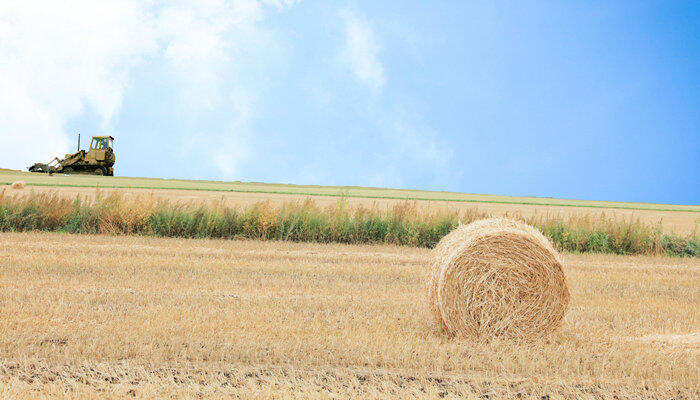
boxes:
[0,231,698,399]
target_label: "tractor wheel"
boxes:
[63,167,73,175]
[94,167,105,176]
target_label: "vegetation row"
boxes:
[1,190,697,257]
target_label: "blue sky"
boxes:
[1,1,698,204]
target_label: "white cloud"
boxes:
[262,0,301,10]
[365,110,454,189]
[0,0,296,171]
[338,8,385,92]
[208,89,257,177]
[0,0,156,167]
[391,113,451,169]
[157,0,267,110]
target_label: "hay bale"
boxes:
[427,218,569,341]
[11,181,25,189]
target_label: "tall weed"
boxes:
[0,189,696,257]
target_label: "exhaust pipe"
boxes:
[77,133,80,152]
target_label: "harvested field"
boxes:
[0,231,698,398]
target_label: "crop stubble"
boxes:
[0,232,698,399]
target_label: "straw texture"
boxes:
[11,181,25,189]
[426,218,570,340]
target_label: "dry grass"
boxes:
[0,232,698,398]
[10,181,24,189]
[8,184,699,236]
[2,167,699,236]
[3,189,697,256]
[429,218,570,340]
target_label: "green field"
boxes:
[1,169,698,212]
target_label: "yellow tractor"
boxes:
[28,134,116,176]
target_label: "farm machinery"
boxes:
[28,134,115,176]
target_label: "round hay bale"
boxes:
[426,218,527,330]
[427,218,570,341]
[11,180,26,189]
[426,223,472,331]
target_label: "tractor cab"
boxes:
[85,136,115,175]
[90,136,113,151]
[86,136,115,165]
